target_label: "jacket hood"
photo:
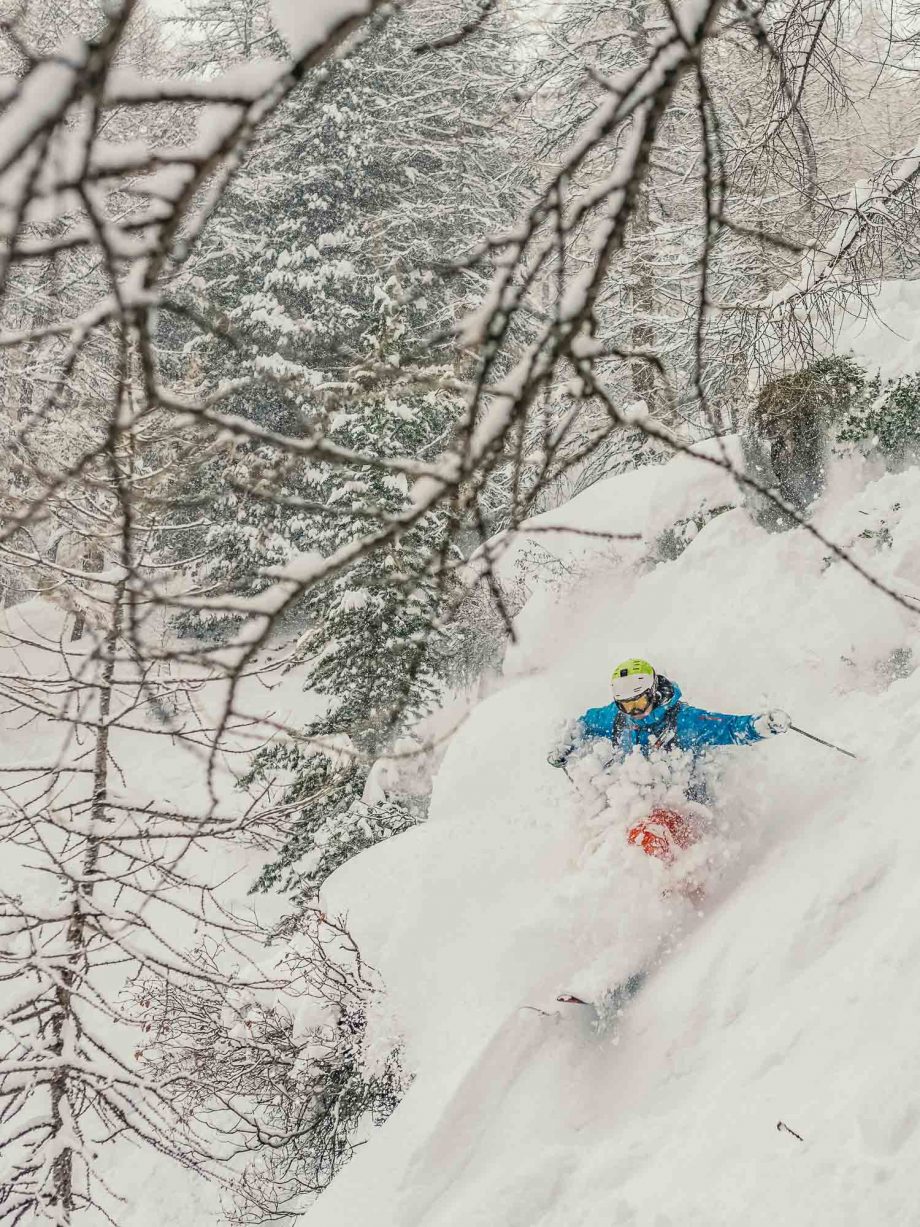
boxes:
[620,675,681,729]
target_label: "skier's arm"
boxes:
[679,706,768,749]
[548,706,623,768]
[547,718,586,768]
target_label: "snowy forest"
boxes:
[2,0,920,1223]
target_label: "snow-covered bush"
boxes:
[746,358,920,530]
[747,355,867,518]
[137,907,406,1220]
[838,371,920,466]
[297,798,421,891]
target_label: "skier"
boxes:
[548,659,790,1016]
[547,657,789,865]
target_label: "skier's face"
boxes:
[618,690,654,716]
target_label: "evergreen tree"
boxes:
[161,0,523,889]
[164,1,519,629]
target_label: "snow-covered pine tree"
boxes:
[243,344,464,892]
[164,0,519,633]
[161,1,523,888]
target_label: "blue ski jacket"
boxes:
[568,676,764,765]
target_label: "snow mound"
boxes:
[307,438,920,1225]
[832,279,920,379]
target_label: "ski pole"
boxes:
[790,724,858,761]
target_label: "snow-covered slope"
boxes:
[832,279,920,379]
[305,435,920,1226]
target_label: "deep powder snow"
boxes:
[305,429,920,1226]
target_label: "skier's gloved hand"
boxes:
[754,708,791,737]
[547,718,584,769]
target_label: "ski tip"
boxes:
[556,993,591,1005]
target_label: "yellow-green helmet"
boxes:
[611,658,656,701]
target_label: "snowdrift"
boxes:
[306,435,920,1226]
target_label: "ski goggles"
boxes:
[617,691,654,715]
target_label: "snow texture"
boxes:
[831,279,920,379]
